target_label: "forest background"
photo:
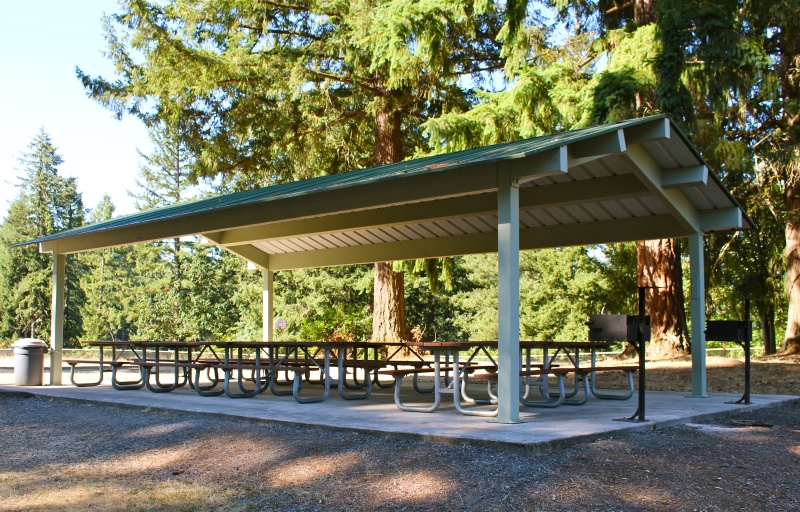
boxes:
[1,0,797,358]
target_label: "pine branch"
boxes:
[288,110,369,141]
[605,1,633,16]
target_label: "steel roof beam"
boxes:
[623,117,670,145]
[569,129,626,157]
[509,146,567,184]
[38,162,499,254]
[264,214,686,270]
[624,144,701,232]
[205,174,648,247]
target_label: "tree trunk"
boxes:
[372,261,406,343]
[781,183,800,354]
[634,0,656,25]
[371,106,406,343]
[761,306,776,356]
[779,17,800,355]
[637,238,689,358]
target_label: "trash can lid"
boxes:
[12,338,49,349]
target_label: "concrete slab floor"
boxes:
[1,371,796,453]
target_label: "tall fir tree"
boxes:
[78,0,506,343]
[0,129,85,344]
[128,118,199,340]
[78,195,136,341]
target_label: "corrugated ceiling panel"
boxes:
[393,225,425,240]
[410,224,440,239]
[598,200,635,219]
[449,218,481,235]
[600,154,638,176]
[561,204,595,223]
[302,237,330,250]
[310,235,338,249]
[640,139,678,168]
[580,202,615,222]
[681,187,714,211]
[545,207,577,225]
[254,241,284,254]
[330,233,360,247]
[519,210,543,228]
[423,221,452,237]
[471,216,498,232]
[617,197,651,217]
[341,232,371,246]
[378,226,408,242]
[528,209,561,227]
[362,229,391,243]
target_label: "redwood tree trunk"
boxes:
[372,261,405,343]
[371,106,406,343]
[634,0,656,25]
[633,0,656,27]
[637,238,689,358]
[782,183,800,354]
[779,19,800,355]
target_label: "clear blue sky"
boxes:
[0,0,150,223]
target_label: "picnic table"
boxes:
[211,341,411,402]
[387,340,636,416]
[76,341,146,390]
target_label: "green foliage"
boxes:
[451,248,638,342]
[404,257,469,341]
[79,195,137,341]
[0,129,85,345]
[78,0,505,188]
[274,266,374,341]
[0,0,783,350]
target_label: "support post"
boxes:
[688,231,708,397]
[263,270,274,341]
[496,165,521,423]
[50,252,65,385]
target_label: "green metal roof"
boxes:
[17,114,755,262]
[17,116,676,248]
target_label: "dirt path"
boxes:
[1,392,797,512]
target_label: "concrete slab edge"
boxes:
[2,386,797,455]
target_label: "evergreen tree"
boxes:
[651,0,799,354]
[0,129,85,345]
[127,118,201,340]
[78,0,506,343]
[79,195,136,341]
[452,248,621,342]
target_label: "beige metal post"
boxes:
[496,165,521,423]
[50,251,65,385]
[689,232,708,397]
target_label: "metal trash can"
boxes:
[12,338,49,386]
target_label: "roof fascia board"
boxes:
[662,165,708,189]
[38,163,499,255]
[699,208,744,231]
[266,214,687,270]
[508,146,567,184]
[624,144,701,232]
[209,174,648,247]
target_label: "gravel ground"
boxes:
[0,391,797,512]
